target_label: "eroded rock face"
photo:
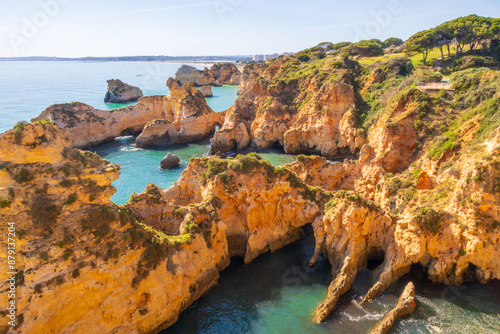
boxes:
[175,63,241,87]
[135,80,224,148]
[104,79,143,103]
[0,126,325,334]
[160,153,180,169]
[32,98,168,148]
[210,57,365,158]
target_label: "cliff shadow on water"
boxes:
[165,224,334,334]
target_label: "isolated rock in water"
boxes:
[104,79,143,103]
[200,85,213,97]
[370,282,416,334]
[160,153,180,169]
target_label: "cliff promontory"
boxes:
[31,79,223,149]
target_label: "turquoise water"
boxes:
[1,61,499,334]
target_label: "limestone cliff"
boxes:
[32,79,221,149]
[210,55,365,158]
[135,79,224,148]
[0,125,324,334]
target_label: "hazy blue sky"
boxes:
[0,0,499,57]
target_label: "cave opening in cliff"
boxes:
[119,127,135,136]
[366,248,386,271]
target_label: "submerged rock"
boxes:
[160,153,180,169]
[104,79,143,103]
[200,85,213,97]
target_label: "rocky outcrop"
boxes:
[160,153,180,169]
[135,79,224,148]
[0,125,324,333]
[208,63,241,85]
[210,56,366,158]
[175,63,241,86]
[104,79,143,103]
[31,99,168,148]
[370,282,416,334]
[32,79,222,149]
[200,85,213,97]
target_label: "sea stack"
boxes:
[104,79,143,103]
[160,153,180,169]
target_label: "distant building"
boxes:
[253,54,265,62]
[252,52,293,62]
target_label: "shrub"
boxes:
[64,193,77,205]
[80,206,115,238]
[30,194,60,232]
[72,268,80,278]
[128,192,138,203]
[437,89,448,99]
[12,121,27,144]
[63,249,73,261]
[413,207,441,234]
[0,197,12,208]
[16,168,31,183]
[36,118,55,125]
[454,56,498,71]
[415,69,442,83]
[39,252,49,261]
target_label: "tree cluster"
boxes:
[406,15,500,65]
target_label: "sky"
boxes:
[0,0,499,57]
